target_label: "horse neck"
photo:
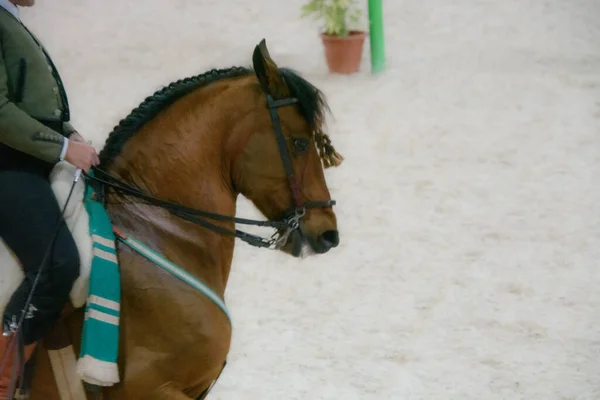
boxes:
[103,87,243,295]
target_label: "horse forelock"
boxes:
[279,68,343,168]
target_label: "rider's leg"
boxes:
[0,170,80,396]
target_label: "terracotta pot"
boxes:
[320,30,366,74]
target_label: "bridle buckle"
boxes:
[269,207,306,249]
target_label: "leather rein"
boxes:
[84,93,336,250]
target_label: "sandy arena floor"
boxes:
[18,0,600,398]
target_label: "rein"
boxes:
[84,92,336,251]
[85,168,334,250]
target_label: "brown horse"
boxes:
[25,40,342,399]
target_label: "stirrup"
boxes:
[2,316,18,337]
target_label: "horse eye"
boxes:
[293,138,309,152]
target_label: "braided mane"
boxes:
[98,66,252,168]
[98,66,343,169]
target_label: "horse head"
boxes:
[96,40,342,259]
[229,40,342,257]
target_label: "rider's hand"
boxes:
[64,140,100,172]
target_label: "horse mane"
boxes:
[98,65,343,169]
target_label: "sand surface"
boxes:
[17,1,600,398]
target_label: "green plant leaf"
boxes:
[300,0,363,36]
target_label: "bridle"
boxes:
[85,90,336,250]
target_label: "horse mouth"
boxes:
[281,229,314,258]
[282,227,337,258]
[274,229,309,258]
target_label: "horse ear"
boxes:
[252,39,289,98]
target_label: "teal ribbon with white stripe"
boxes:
[78,177,121,385]
[117,234,231,323]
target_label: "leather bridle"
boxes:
[85,91,336,250]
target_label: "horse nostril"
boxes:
[319,230,340,250]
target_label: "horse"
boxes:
[21,39,343,399]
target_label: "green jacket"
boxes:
[0,6,75,164]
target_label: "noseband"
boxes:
[263,93,335,246]
[85,92,335,250]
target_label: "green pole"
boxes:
[368,0,385,73]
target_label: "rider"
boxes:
[0,0,99,395]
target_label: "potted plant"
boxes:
[301,0,366,74]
